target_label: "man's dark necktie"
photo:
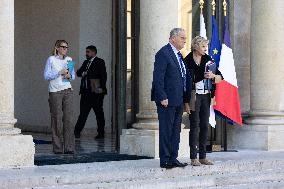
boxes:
[177,52,186,92]
[83,60,92,89]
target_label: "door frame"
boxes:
[112,0,140,151]
[112,0,127,150]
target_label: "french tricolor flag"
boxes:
[214,15,243,126]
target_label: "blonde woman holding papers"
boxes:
[44,40,75,154]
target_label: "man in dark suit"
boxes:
[151,28,191,169]
[74,45,107,140]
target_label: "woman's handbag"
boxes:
[189,90,196,111]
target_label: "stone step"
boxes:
[215,168,284,187]
[207,181,284,189]
[1,159,284,189]
[32,175,215,189]
[32,169,284,189]
[34,181,284,189]
[1,151,284,189]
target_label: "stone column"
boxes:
[120,0,190,157]
[228,0,284,150]
[0,0,34,167]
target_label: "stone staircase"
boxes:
[1,151,284,189]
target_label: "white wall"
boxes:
[14,0,112,134]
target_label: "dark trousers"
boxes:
[189,93,210,159]
[74,93,105,135]
[48,89,75,153]
[157,104,183,165]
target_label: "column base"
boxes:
[120,128,190,158]
[227,114,284,150]
[0,128,34,168]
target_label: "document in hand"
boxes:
[63,60,75,82]
[90,79,103,94]
[205,61,216,73]
[204,61,216,90]
[67,60,75,73]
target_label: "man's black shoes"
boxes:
[95,133,104,140]
[64,151,75,154]
[160,162,175,169]
[160,160,188,169]
[172,160,188,168]
[74,132,80,139]
[75,132,105,139]
[54,151,63,154]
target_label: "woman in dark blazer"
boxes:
[184,36,222,166]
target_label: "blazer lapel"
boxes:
[166,43,182,77]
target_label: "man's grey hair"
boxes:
[170,28,185,38]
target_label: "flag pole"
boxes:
[211,0,216,16]
[199,0,208,40]
[212,0,238,153]
[223,0,227,17]
[222,0,228,152]
[221,0,235,152]
[199,0,204,13]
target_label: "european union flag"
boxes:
[205,15,221,90]
[208,15,224,126]
[209,16,221,67]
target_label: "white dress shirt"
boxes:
[169,43,186,78]
[44,55,75,92]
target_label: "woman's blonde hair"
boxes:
[52,40,68,57]
[191,36,209,52]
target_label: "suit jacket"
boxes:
[151,43,191,107]
[77,56,107,95]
